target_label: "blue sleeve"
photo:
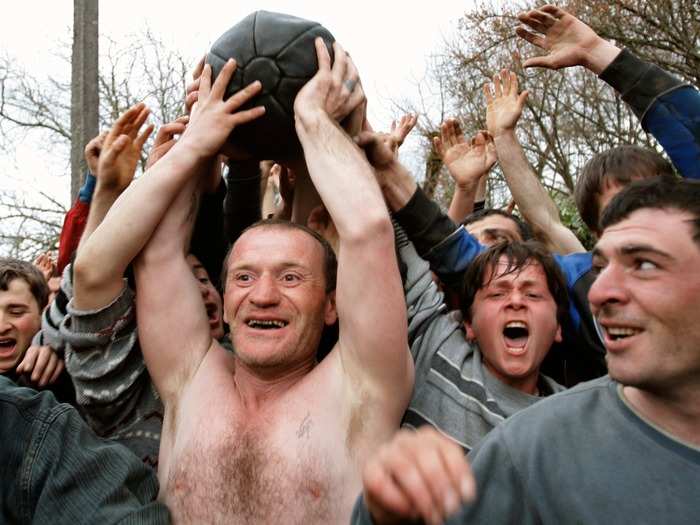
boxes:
[642,87,700,180]
[599,48,700,180]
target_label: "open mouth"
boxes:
[604,326,642,341]
[0,338,17,355]
[205,303,218,321]
[503,321,529,349]
[245,319,289,330]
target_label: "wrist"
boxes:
[583,37,622,75]
[294,106,328,135]
[380,163,417,212]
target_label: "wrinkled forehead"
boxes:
[229,225,325,270]
[595,208,698,258]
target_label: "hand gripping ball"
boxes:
[207,11,335,160]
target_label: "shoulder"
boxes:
[497,376,615,441]
[553,251,593,286]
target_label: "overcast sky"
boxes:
[0,1,475,215]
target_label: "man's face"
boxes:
[589,208,700,392]
[465,258,561,392]
[0,279,41,373]
[223,227,336,371]
[465,215,522,247]
[186,255,224,340]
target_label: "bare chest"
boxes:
[159,370,361,524]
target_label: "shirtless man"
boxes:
[91,39,413,523]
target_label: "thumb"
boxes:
[522,56,557,69]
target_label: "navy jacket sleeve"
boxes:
[599,48,700,179]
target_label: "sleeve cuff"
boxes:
[67,281,134,334]
[599,48,687,120]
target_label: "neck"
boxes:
[483,359,540,395]
[232,356,316,411]
[623,383,700,447]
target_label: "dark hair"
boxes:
[600,177,700,244]
[221,219,337,293]
[574,145,676,232]
[462,208,533,241]
[460,241,569,326]
[0,258,49,310]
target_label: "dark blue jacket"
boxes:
[0,376,170,524]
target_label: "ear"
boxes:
[464,320,477,341]
[554,323,562,344]
[324,290,337,326]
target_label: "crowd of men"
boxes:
[1,5,698,524]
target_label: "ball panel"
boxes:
[276,77,309,115]
[253,11,322,57]
[242,57,280,96]
[274,26,335,78]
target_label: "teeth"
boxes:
[606,327,640,339]
[247,319,287,329]
[505,321,527,329]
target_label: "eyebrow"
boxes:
[593,243,674,261]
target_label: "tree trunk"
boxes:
[70,0,98,202]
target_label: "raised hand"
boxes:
[363,427,476,525]
[84,131,108,176]
[294,38,365,123]
[434,119,496,188]
[16,345,64,388]
[179,59,265,159]
[33,251,57,282]
[184,55,206,115]
[356,114,417,171]
[145,115,189,170]
[516,4,620,74]
[97,103,154,193]
[484,70,528,137]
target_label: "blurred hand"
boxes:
[97,103,154,193]
[16,345,64,388]
[84,131,108,175]
[33,251,56,281]
[363,427,476,525]
[145,115,189,170]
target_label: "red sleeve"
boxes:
[56,200,90,274]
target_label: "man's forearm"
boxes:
[295,109,388,237]
[74,143,204,309]
[448,182,479,224]
[379,160,418,213]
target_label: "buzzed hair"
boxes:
[221,219,337,293]
[0,258,49,310]
[462,208,534,241]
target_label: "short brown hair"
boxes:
[0,258,49,310]
[574,145,676,232]
[221,219,337,293]
[460,241,569,327]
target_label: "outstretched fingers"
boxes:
[315,37,332,72]
[210,59,237,101]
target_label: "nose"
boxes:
[249,274,281,307]
[0,312,11,334]
[506,290,525,309]
[588,263,628,314]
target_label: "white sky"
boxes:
[0,0,474,214]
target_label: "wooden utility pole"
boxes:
[70,0,98,202]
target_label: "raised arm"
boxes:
[72,104,153,310]
[434,120,495,224]
[133,60,264,401]
[485,69,585,254]
[517,4,700,179]
[293,38,413,405]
